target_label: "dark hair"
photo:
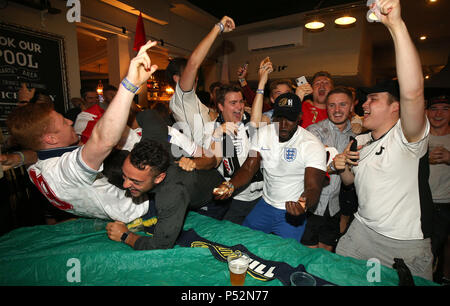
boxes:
[102,149,129,189]
[29,89,53,104]
[80,86,97,100]
[312,71,333,86]
[165,57,187,88]
[215,83,243,106]
[325,86,354,103]
[151,102,173,126]
[209,81,223,94]
[269,79,294,97]
[129,139,170,175]
[197,90,213,108]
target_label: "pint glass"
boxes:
[227,251,250,286]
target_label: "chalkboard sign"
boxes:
[0,22,69,136]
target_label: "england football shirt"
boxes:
[28,146,149,223]
[251,124,327,210]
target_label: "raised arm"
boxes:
[82,41,158,170]
[250,58,273,126]
[179,16,235,92]
[378,0,426,142]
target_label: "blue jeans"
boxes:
[243,198,307,242]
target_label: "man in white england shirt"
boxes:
[213,92,326,241]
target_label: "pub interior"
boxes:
[0,0,449,288]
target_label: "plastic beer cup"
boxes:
[290,271,317,286]
[227,251,250,286]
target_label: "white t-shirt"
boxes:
[353,119,430,240]
[203,121,263,202]
[27,147,149,223]
[26,124,202,222]
[122,126,198,159]
[251,124,327,210]
[168,126,198,158]
[169,82,211,146]
[120,128,142,152]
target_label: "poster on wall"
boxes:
[0,22,69,137]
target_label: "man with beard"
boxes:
[105,138,223,250]
[213,92,326,241]
[303,87,356,251]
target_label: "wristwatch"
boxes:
[120,231,130,243]
[329,162,337,172]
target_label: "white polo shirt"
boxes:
[251,124,327,210]
[121,126,198,159]
[169,82,211,146]
[353,119,430,240]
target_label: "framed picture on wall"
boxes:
[0,22,70,137]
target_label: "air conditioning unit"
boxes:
[248,27,304,51]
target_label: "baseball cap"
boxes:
[360,79,400,101]
[272,92,302,122]
[426,95,449,109]
[425,87,450,109]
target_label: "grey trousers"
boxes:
[336,217,433,281]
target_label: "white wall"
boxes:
[224,11,372,86]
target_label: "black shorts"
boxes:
[301,206,341,247]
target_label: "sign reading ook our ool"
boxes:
[0,23,69,136]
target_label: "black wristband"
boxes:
[120,231,130,243]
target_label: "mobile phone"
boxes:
[296,76,308,86]
[349,136,358,162]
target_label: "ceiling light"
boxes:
[334,16,356,26]
[420,35,427,40]
[305,20,325,30]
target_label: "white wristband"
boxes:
[216,22,224,33]
[211,134,223,142]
